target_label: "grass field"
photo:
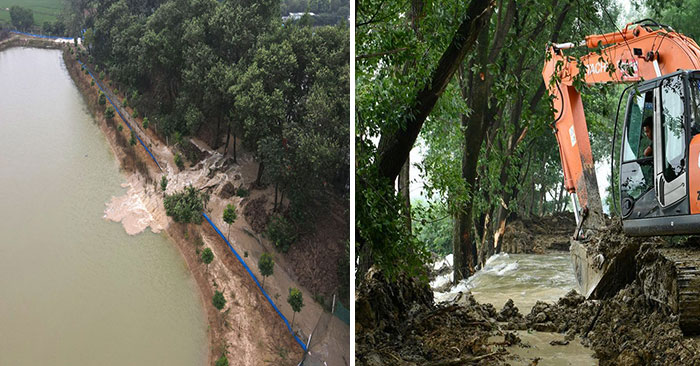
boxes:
[0,0,64,27]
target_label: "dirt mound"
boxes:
[526,284,700,365]
[243,196,269,232]
[501,213,575,253]
[356,267,506,366]
[219,181,236,199]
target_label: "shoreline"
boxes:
[60,46,306,365]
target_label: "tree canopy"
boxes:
[357,0,624,282]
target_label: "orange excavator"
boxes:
[543,19,700,333]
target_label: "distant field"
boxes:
[0,0,64,27]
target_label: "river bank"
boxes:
[58,45,310,365]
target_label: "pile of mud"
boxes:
[356,267,506,366]
[501,213,575,253]
[516,283,700,365]
[243,196,269,232]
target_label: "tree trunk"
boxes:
[374,0,492,183]
[398,156,411,234]
[224,122,231,155]
[255,161,264,186]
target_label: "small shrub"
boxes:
[266,215,297,253]
[215,355,228,366]
[99,71,105,80]
[212,291,226,310]
[244,251,248,257]
[98,92,106,105]
[122,98,128,108]
[129,131,136,146]
[201,248,214,264]
[117,124,123,132]
[235,187,249,197]
[142,117,149,129]
[84,68,89,75]
[90,79,94,86]
[174,153,184,170]
[133,108,139,118]
[160,175,168,191]
[105,106,115,119]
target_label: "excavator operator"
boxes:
[642,116,653,157]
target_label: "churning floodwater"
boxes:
[433,253,578,312]
[0,48,207,365]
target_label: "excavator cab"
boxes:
[620,70,700,235]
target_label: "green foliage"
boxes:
[9,6,34,31]
[212,290,226,310]
[163,185,207,224]
[287,287,304,313]
[160,175,168,191]
[99,71,105,80]
[223,204,237,226]
[98,92,106,105]
[235,187,249,197]
[174,153,184,170]
[117,124,123,132]
[129,131,137,146]
[201,247,214,264]
[104,106,115,119]
[90,79,95,86]
[258,252,274,278]
[413,200,452,256]
[266,215,297,252]
[215,355,229,366]
[142,117,149,129]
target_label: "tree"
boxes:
[105,106,115,120]
[10,6,34,31]
[201,247,214,264]
[212,290,226,310]
[258,252,274,289]
[287,287,304,329]
[98,93,106,106]
[163,185,207,224]
[223,203,237,242]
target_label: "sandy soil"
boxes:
[62,49,316,365]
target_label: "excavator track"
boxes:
[638,246,700,334]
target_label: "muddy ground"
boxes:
[358,219,700,366]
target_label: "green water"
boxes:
[0,47,207,365]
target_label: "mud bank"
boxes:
[501,213,575,254]
[62,48,303,365]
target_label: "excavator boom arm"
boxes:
[542,22,700,232]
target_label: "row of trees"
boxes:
[357,0,623,282]
[67,0,348,235]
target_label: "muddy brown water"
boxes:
[433,253,597,365]
[0,48,207,365]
